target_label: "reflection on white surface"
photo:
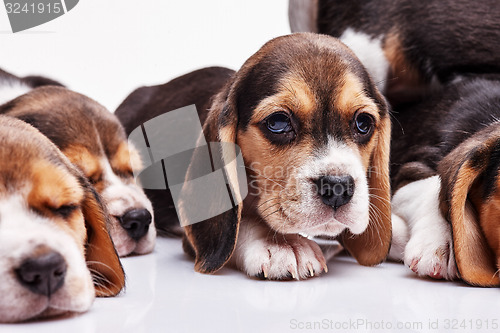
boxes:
[2,237,499,333]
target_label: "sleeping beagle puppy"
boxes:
[0,74,155,257]
[116,33,392,279]
[289,0,500,105]
[0,116,124,323]
[389,77,500,287]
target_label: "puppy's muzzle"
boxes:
[314,175,355,210]
[15,251,67,297]
[118,209,152,241]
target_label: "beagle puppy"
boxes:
[389,77,500,287]
[0,74,155,257]
[116,33,392,279]
[289,0,500,105]
[0,116,124,323]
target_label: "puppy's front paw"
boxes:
[403,220,458,280]
[236,234,327,280]
[392,176,458,280]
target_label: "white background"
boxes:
[0,0,290,111]
[2,1,500,332]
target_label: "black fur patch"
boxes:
[483,140,500,200]
[189,207,239,273]
[467,146,488,171]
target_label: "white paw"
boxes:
[237,234,327,280]
[403,220,458,280]
[392,176,458,280]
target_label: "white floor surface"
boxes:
[2,237,499,333]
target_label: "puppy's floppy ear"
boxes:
[82,180,126,296]
[438,128,500,287]
[182,85,246,274]
[341,111,392,266]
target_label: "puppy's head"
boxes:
[439,123,500,287]
[0,116,124,323]
[0,86,155,257]
[185,33,392,273]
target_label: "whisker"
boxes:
[260,202,281,214]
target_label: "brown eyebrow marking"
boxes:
[62,144,102,179]
[336,72,379,118]
[28,159,84,212]
[111,141,142,176]
[250,74,317,124]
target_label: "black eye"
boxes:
[53,205,78,219]
[265,113,293,134]
[354,113,374,136]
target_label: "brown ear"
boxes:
[438,132,500,287]
[83,182,126,296]
[181,88,246,274]
[341,115,392,266]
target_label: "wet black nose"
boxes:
[314,175,355,210]
[119,209,152,241]
[16,251,67,297]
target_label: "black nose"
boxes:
[119,209,152,241]
[314,175,355,210]
[16,251,67,297]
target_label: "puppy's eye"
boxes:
[265,113,293,134]
[52,205,78,219]
[354,113,374,136]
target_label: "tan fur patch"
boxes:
[219,126,244,205]
[337,72,381,169]
[337,72,380,117]
[28,159,86,246]
[384,31,422,83]
[236,73,315,198]
[341,115,392,266]
[383,31,427,102]
[450,163,499,286]
[480,192,500,263]
[111,141,142,175]
[249,75,316,126]
[63,145,102,183]
[81,188,125,296]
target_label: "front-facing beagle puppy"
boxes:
[0,116,124,323]
[116,33,392,279]
[390,77,500,287]
[0,78,156,257]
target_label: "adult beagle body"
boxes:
[0,116,124,323]
[390,77,500,287]
[0,71,155,257]
[289,0,500,104]
[116,33,392,280]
